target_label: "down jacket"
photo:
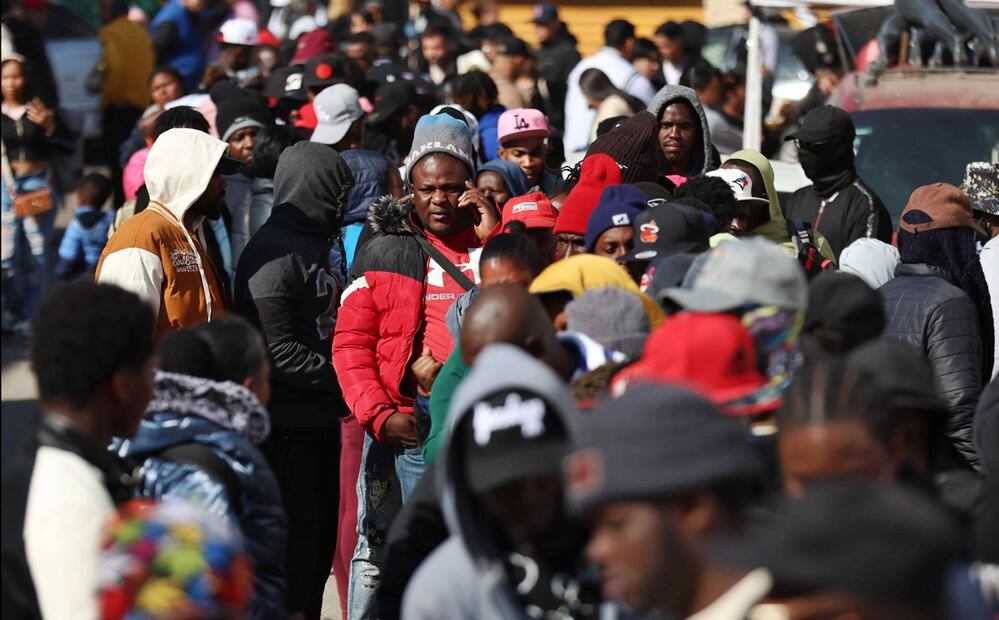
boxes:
[113,372,287,619]
[332,196,430,441]
[879,263,982,470]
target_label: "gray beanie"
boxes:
[405,113,477,182]
[565,287,650,360]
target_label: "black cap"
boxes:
[642,252,698,300]
[304,53,347,91]
[264,65,307,102]
[458,388,571,493]
[633,181,675,209]
[367,80,419,125]
[714,481,962,613]
[622,202,710,263]
[786,105,855,143]
[497,36,530,58]
[803,272,885,337]
[215,94,271,142]
[532,3,559,24]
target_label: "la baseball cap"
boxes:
[497,108,549,145]
[706,168,770,207]
[217,18,258,46]
[310,84,364,146]
[503,192,558,230]
[660,238,808,312]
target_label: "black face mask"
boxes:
[798,138,856,197]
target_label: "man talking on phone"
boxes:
[333,113,498,619]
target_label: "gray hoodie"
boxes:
[401,344,579,620]
[647,84,720,178]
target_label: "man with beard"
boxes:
[784,106,891,260]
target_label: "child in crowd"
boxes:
[55,172,114,280]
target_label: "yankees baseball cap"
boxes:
[450,344,577,493]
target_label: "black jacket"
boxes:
[785,177,892,260]
[234,143,353,427]
[537,27,581,133]
[879,263,982,470]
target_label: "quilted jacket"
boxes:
[113,372,287,619]
[879,263,982,470]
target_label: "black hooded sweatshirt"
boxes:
[234,143,354,427]
[784,131,892,260]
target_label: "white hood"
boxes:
[144,128,228,222]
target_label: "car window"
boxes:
[43,4,97,40]
[853,109,999,227]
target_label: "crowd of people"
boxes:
[1,0,998,619]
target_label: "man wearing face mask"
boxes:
[784,106,891,260]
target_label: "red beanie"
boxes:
[555,154,622,236]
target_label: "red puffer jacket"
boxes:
[333,197,430,441]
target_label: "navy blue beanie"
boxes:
[584,184,646,251]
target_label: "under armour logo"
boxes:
[514,114,530,130]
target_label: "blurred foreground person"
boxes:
[565,384,765,617]
[724,481,964,620]
[404,345,592,619]
[2,282,156,618]
[113,317,287,619]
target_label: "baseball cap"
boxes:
[564,384,760,515]
[497,108,550,145]
[217,18,258,46]
[497,36,530,58]
[304,53,347,91]
[899,182,988,237]
[706,168,770,207]
[503,192,557,230]
[715,481,962,613]
[532,3,559,24]
[962,161,999,216]
[785,105,855,143]
[367,80,419,125]
[633,181,675,209]
[265,66,307,102]
[450,344,577,493]
[621,202,710,263]
[291,29,335,65]
[614,313,781,416]
[661,238,808,312]
[310,84,364,145]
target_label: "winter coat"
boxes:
[114,372,287,620]
[785,177,893,261]
[647,84,721,180]
[55,206,113,278]
[879,263,982,470]
[332,149,392,275]
[332,196,435,441]
[536,26,581,132]
[96,128,229,340]
[149,0,206,91]
[235,142,352,427]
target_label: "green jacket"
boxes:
[423,344,470,464]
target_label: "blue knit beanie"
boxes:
[406,114,477,182]
[584,184,647,251]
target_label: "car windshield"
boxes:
[853,108,999,226]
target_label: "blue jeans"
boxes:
[347,397,429,620]
[1,170,58,321]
